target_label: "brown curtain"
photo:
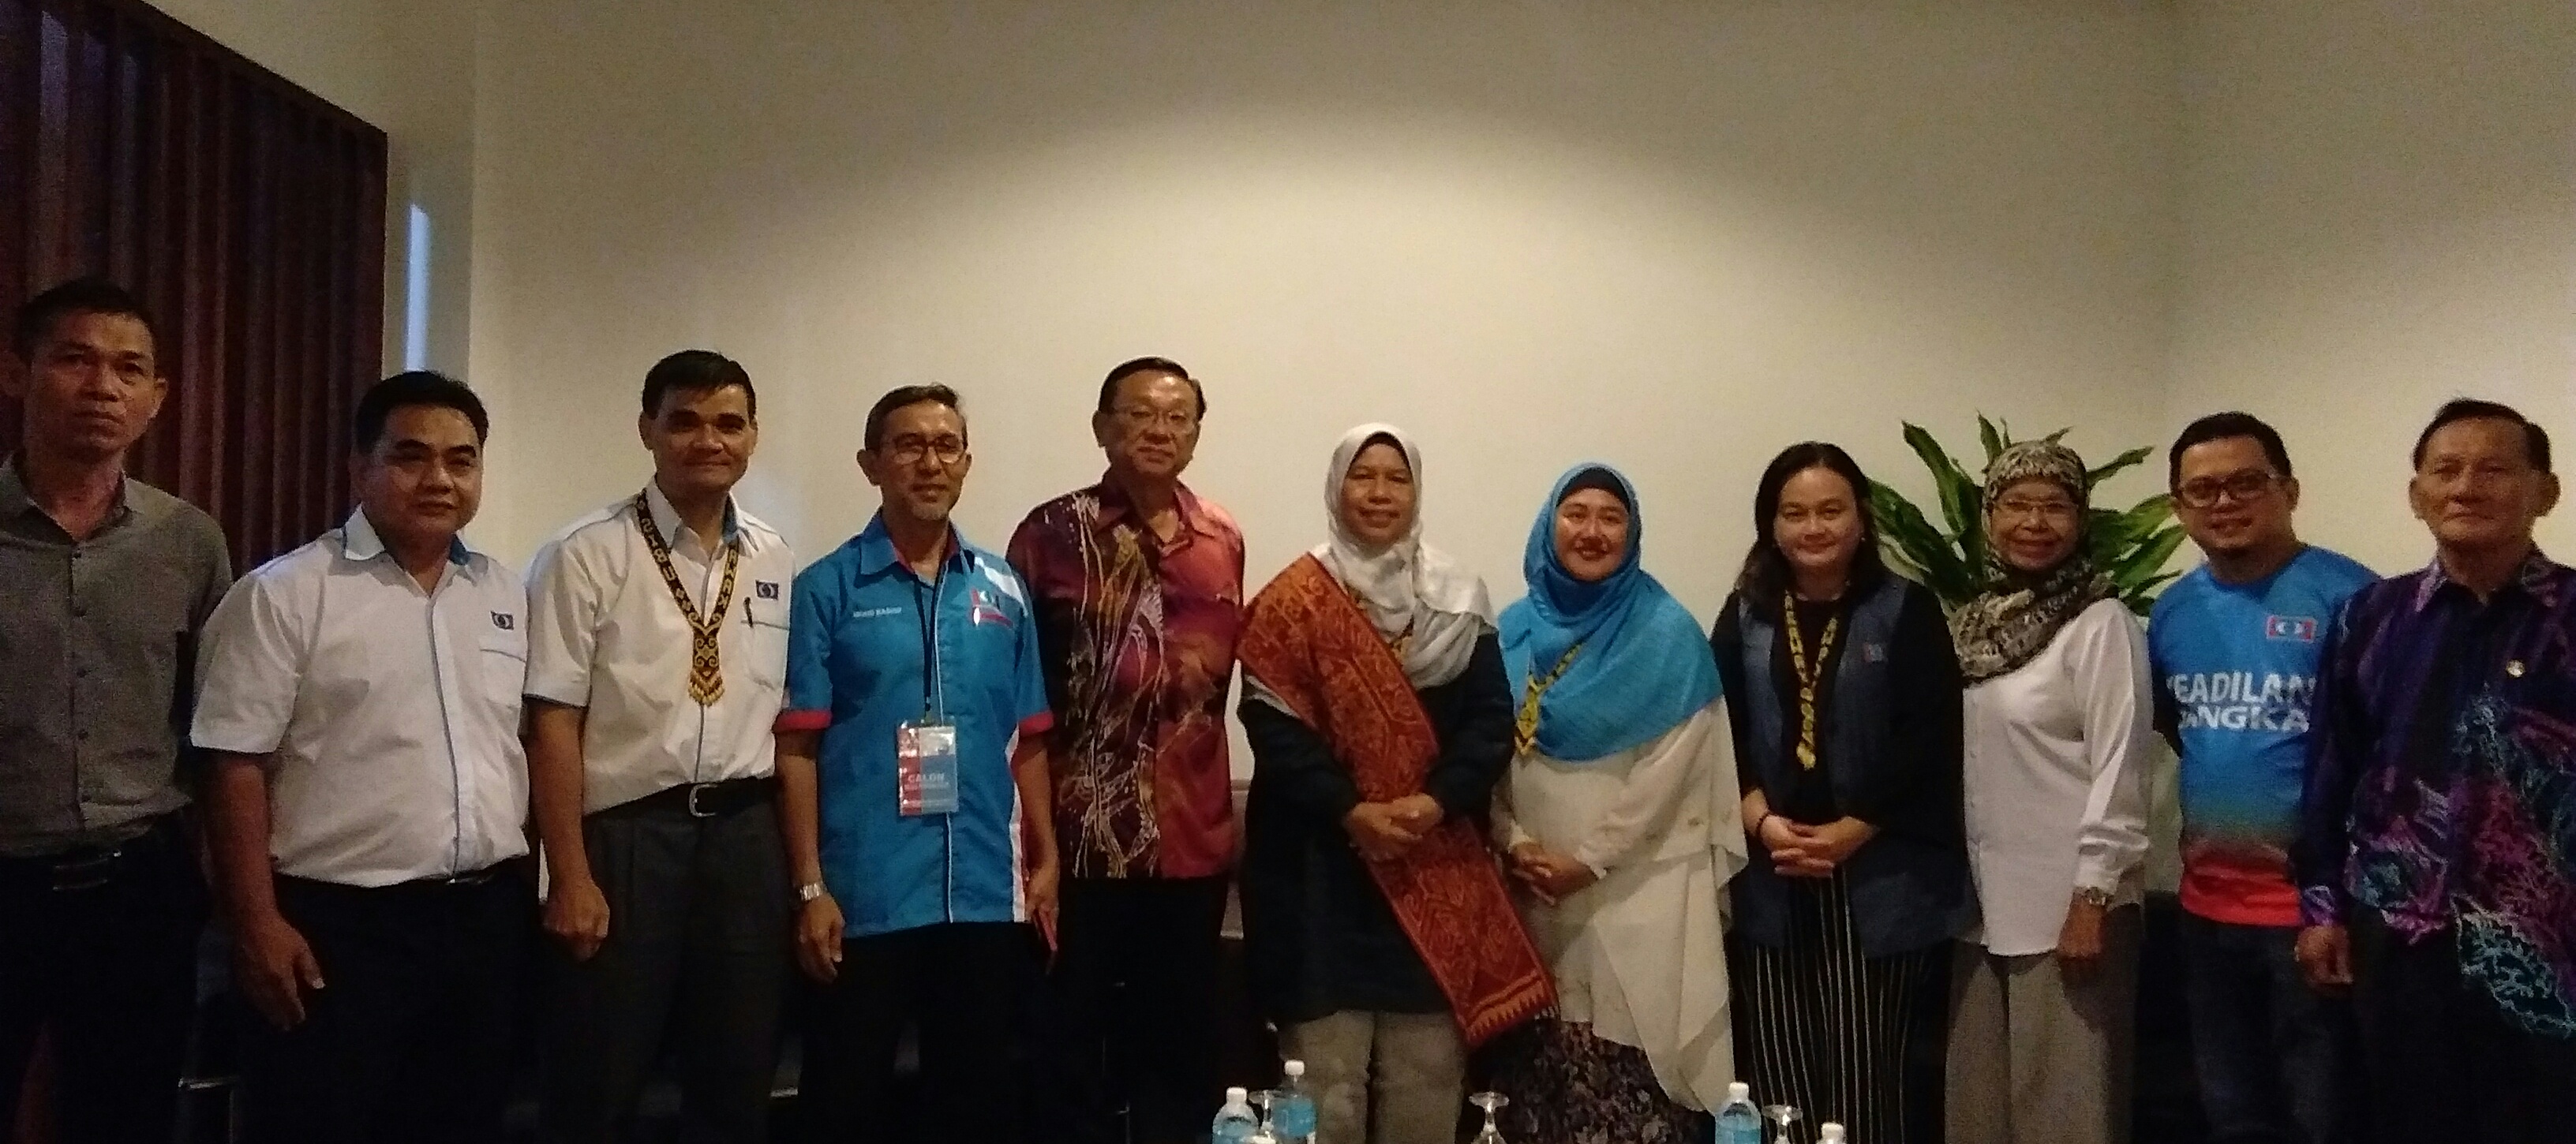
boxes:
[0,0,387,571]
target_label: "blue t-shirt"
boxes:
[781,516,1051,938]
[2148,545,2374,925]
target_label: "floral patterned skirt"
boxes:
[1488,1017,1713,1144]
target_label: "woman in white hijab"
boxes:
[1237,424,1551,1143]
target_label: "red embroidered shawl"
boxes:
[1237,554,1553,1046]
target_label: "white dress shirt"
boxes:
[1491,702,1748,1112]
[1961,597,2155,956]
[192,510,530,888]
[523,484,794,813]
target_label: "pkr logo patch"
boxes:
[491,611,515,631]
[2264,615,2317,642]
[755,581,781,600]
[968,588,1013,629]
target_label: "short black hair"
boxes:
[12,276,162,363]
[2168,411,2293,488]
[1095,356,1206,420]
[641,350,755,421]
[863,383,964,452]
[1734,441,1889,614]
[2413,398,2552,473]
[354,371,489,454]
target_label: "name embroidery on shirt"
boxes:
[852,606,903,620]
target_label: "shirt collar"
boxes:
[342,507,474,569]
[0,454,135,530]
[641,480,740,551]
[2413,546,2562,611]
[1088,472,1219,540]
[852,511,970,579]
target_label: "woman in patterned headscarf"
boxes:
[1945,439,2156,1144]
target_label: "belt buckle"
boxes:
[685,783,717,819]
[49,850,119,892]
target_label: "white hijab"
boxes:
[1315,424,1495,689]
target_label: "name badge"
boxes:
[897,721,960,817]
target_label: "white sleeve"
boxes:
[2069,601,2154,895]
[1571,708,1718,876]
[523,533,608,708]
[1490,773,1535,852]
[189,570,310,757]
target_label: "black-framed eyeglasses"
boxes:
[2174,470,2278,509]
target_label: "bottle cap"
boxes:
[1283,1060,1305,1078]
[1728,1082,1751,1102]
[1226,1086,1249,1104]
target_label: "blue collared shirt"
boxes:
[780,514,1050,937]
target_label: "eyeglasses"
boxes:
[1991,498,2079,525]
[881,436,966,466]
[1108,406,1198,434]
[2174,470,2279,509]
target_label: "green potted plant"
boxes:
[1868,416,2186,615]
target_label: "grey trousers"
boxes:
[539,791,793,1143]
[1945,907,2142,1144]
[1279,1010,1468,1144]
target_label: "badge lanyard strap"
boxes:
[915,570,945,723]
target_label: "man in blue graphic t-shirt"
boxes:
[2150,412,2375,1144]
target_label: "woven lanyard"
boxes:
[633,492,740,707]
[1782,594,1840,770]
[1511,643,1584,757]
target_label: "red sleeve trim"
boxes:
[773,709,832,733]
[1017,712,1054,740]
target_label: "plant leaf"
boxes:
[2085,446,2155,491]
[1977,414,2005,464]
[1902,422,1983,544]
[1870,480,1976,606]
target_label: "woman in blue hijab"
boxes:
[1488,464,1748,1144]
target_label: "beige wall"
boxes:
[462,0,2181,600]
[2170,0,2576,574]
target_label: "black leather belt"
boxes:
[0,815,179,892]
[629,776,777,820]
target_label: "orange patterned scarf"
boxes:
[1238,555,1554,1047]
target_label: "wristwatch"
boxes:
[2074,886,2114,909]
[796,881,829,904]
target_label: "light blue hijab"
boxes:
[1499,464,1721,761]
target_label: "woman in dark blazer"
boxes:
[1709,441,1968,1144]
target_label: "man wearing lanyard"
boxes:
[0,279,233,1143]
[524,350,796,1142]
[776,383,1058,1142]
[193,372,535,1144]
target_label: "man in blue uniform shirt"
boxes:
[773,383,1056,1142]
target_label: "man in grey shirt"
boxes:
[0,278,233,1142]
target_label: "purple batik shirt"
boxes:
[2297,550,2576,1038]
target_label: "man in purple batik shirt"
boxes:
[2296,398,2576,1144]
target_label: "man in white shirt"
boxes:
[523,350,796,1142]
[194,372,534,1144]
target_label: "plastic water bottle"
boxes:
[1818,1124,1847,1143]
[1272,1060,1318,1143]
[1716,1082,1763,1144]
[1212,1086,1260,1144]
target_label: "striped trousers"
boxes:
[1730,869,1950,1144]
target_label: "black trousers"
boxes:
[0,817,207,1144]
[1050,875,1230,1144]
[799,921,1034,1143]
[540,791,792,1143]
[238,865,537,1144]
[2351,909,2576,1144]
